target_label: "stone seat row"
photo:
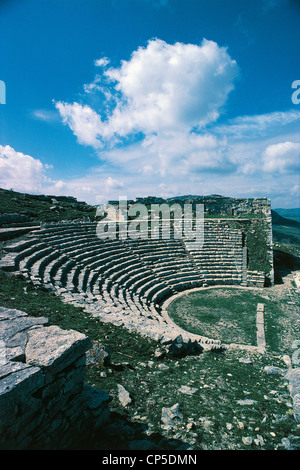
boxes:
[9,230,243,268]
[42,241,175,302]
[3,222,245,323]
[33,231,191,261]
[30,232,242,259]
[23,245,202,316]
[12,239,242,291]
[34,221,240,239]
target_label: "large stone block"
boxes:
[25,325,92,374]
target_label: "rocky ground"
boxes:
[84,346,300,451]
[82,272,300,451]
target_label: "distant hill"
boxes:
[271,209,300,247]
[271,210,300,228]
[273,208,300,223]
[0,187,96,225]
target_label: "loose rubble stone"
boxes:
[242,436,253,446]
[284,368,300,422]
[239,357,253,364]
[178,385,198,396]
[281,437,292,450]
[157,363,169,370]
[86,341,110,367]
[161,403,182,429]
[168,335,203,358]
[237,399,257,406]
[117,384,132,407]
[264,365,286,376]
[282,355,292,368]
[253,436,265,446]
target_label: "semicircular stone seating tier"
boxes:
[3,221,245,348]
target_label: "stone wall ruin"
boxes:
[0,306,111,450]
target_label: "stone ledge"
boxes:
[25,325,91,374]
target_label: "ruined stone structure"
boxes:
[0,306,111,450]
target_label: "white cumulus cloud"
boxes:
[0,145,50,192]
[50,38,299,206]
[262,141,300,173]
[103,38,238,135]
[55,38,238,145]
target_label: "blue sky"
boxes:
[0,0,299,207]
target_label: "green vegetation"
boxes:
[167,289,260,346]
[273,242,300,259]
[228,218,272,275]
[245,220,272,273]
[0,188,96,223]
[274,208,300,223]
[272,225,300,247]
[166,287,294,352]
[271,211,300,255]
[0,270,155,363]
[88,348,297,450]
[203,213,263,219]
[272,209,300,228]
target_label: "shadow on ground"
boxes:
[273,249,300,284]
[71,411,191,451]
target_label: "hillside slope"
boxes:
[271,210,300,247]
[271,209,300,228]
[0,187,96,224]
[273,208,300,223]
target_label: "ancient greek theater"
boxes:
[0,195,274,348]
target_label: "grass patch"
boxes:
[272,225,300,247]
[167,288,286,349]
[87,348,298,450]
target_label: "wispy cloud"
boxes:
[94,57,110,67]
[212,110,300,139]
[235,15,255,46]
[262,0,284,12]
[140,0,169,8]
[32,108,60,123]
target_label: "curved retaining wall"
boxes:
[0,306,111,450]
